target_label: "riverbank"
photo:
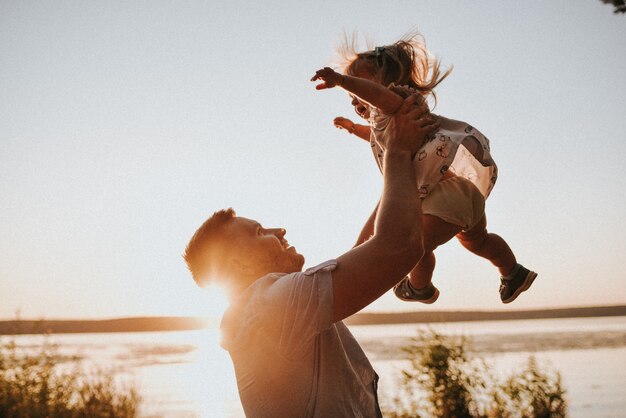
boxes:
[1,305,625,335]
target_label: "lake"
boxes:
[2,316,625,417]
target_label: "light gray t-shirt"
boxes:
[220,260,381,418]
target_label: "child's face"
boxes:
[350,94,371,120]
[349,68,376,120]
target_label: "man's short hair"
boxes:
[183,208,236,286]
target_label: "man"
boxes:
[184,95,438,417]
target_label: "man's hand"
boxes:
[311,67,343,90]
[333,116,355,133]
[382,95,439,156]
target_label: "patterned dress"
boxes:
[368,86,498,199]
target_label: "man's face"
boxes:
[224,216,305,278]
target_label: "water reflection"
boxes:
[1,328,244,418]
[2,316,626,417]
[125,328,242,418]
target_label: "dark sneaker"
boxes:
[393,277,440,304]
[499,264,538,304]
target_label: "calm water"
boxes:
[3,316,626,418]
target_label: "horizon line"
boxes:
[2,303,625,322]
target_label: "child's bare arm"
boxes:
[311,67,404,115]
[334,117,371,142]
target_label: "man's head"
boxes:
[184,208,305,294]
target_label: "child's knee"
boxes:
[457,228,488,246]
[457,215,488,243]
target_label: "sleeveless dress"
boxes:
[368,85,498,199]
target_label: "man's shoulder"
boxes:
[303,259,337,276]
[220,261,338,352]
[220,272,287,351]
[227,259,337,314]
[245,260,338,321]
[264,260,337,300]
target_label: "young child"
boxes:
[311,33,537,304]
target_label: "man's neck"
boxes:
[226,271,262,301]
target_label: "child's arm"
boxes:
[334,117,371,142]
[312,67,404,115]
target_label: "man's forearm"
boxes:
[328,95,434,322]
[374,150,422,253]
[354,201,378,247]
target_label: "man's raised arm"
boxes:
[331,95,439,322]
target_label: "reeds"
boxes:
[0,337,140,418]
[384,330,567,418]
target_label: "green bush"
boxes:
[489,356,567,418]
[383,330,567,418]
[0,336,140,418]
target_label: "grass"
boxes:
[383,330,568,418]
[0,335,140,418]
[1,326,567,417]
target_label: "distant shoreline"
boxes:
[344,305,626,326]
[1,305,624,335]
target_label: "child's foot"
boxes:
[393,277,440,304]
[499,264,538,304]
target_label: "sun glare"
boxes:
[203,284,230,319]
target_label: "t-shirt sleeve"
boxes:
[262,260,337,358]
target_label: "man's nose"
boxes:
[268,228,286,237]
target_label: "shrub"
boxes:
[489,356,567,418]
[383,330,567,418]
[0,336,140,418]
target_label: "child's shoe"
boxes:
[499,264,538,303]
[393,277,440,304]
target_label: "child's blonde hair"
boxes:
[337,30,452,104]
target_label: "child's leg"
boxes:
[409,214,462,289]
[456,214,516,276]
[408,251,436,289]
[394,214,461,303]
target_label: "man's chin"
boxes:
[284,247,305,271]
[284,252,305,273]
[294,253,305,271]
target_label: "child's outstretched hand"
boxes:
[311,67,343,90]
[333,117,355,133]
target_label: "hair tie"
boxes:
[374,46,386,56]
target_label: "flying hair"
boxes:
[334,29,453,106]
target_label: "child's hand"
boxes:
[311,67,343,90]
[333,117,355,133]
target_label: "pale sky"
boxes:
[1,1,625,319]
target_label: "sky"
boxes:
[1,0,625,320]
